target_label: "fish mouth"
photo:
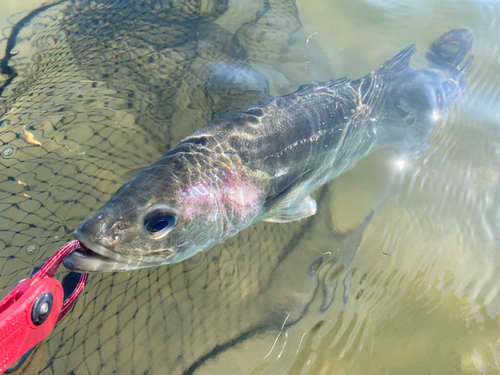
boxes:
[63,229,146,273]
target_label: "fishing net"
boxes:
[0,1,369,374]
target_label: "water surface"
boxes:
[0,0,499,374]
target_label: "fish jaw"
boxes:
[64,229,164,272]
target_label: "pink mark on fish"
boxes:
[179,169,261,220]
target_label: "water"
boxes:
[293,1,500,373]
[0,0,499,374]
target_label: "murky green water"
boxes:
[0,0,499,374]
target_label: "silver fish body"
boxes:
[64,29,474,272]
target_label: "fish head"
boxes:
[64,151,266,272]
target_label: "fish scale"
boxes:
[0,0,346,373]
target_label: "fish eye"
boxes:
[147,216,176,233]
[144,209,177,238]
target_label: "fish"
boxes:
[64,29,474,273]
[0,0,341,373]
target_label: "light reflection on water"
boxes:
[287,0,500,373]
[0,0,499,373]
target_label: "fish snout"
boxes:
[77,212,137,250]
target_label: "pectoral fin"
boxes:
[263,196,317,223]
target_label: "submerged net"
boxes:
[0,1,368,374]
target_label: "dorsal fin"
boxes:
[375,45,416,75]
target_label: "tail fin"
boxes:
[426,29,474,103]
